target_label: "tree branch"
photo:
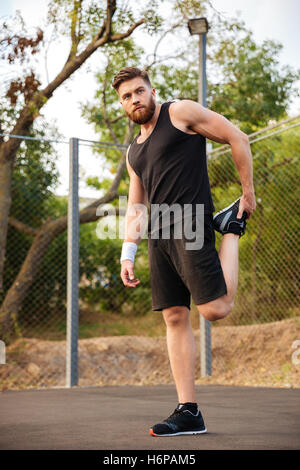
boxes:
[95,23,106,41]
[0,3,144,163]
[65,0,84,63]
[110,114,125,124]
[109,18,145,42]
[9,190,127,235]
[144,22,182,71]
[270,157,293,169]
[8,217,39,236]
[105,0,117,38]
[79,206,126,224]
[145,52,186,71]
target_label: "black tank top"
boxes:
[128,101,215,233]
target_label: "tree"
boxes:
[2,0,299,343]
[1,0,209,342]
[0,0,159,290]
[81,8,300,326]
[151,25,299,134]
[0,0,164,342]
[209,31,300,133]
[1,123,65,333]
[82,11,299,181]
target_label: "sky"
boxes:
[1,0,299,197]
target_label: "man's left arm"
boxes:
[173,100,256,219]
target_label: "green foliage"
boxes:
[149,34,299,135]
[80,37,143,174]
[79,221,151,315]
[210,34,300,133]
[210,125,300,324]
[81,7,299,172]
[152,64,199,102]
[47,0,106,40]
[47,0,163,46]
[11,134,59,227]
[77,4,300,326]
[0,117,68,328]
[173,0,208,19]
[2,0,299,335]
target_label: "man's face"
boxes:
[118,77,156,124]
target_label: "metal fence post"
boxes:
[66,137,79,387]
[199,32,212,377]
[200,314,212,376]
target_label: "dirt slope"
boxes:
[1,318,299,390]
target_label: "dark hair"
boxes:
[112,67,152,91]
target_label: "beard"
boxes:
[126,96,156,124]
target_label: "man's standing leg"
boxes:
[149,305,207,437]
[162,306,196,403]
[160,235,240,404]
[161,241,240,404]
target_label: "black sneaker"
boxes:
[213,197,248,237]
[149,404,207,437]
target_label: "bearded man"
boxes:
[112,67,256,437]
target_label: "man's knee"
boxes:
[197,299,234,322]
[162,305,190,327]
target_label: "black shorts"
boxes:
[148,213,227,311]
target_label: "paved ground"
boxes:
[0,384,299,450]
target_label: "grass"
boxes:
[11,304,299,342]
[78,309,167,338]
[16,304,202,341]
[76,304,202,338]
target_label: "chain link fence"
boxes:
[207,117,300,386]
[0,116,299,390]
[211,116,300,324]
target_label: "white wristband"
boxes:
[120,242,138,264]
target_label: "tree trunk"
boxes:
[0,156,14,290]
[0,219,59,343]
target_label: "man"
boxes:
[112,67,256,437]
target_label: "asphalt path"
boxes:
[0,384,299,450]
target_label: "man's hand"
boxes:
[237,191,257,219]
[120,260,140,288]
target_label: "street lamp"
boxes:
[188,17,209,35]
[188,17,212,378]
[187,17,209,106]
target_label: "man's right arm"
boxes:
[124,148,148,244]
[120,147,147,288]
